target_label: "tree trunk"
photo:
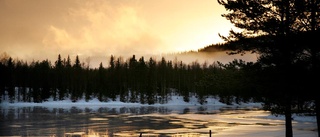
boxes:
[285,95,293,137]
[316,97,320,137]
[310,0,319,136]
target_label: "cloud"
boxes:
[0,0,249,68]
[0,0,164,64]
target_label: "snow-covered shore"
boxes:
[0,94,262,109]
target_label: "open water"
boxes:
[0,105,317,137]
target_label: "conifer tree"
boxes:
[128,55,138,102]
[217,0,320,136]
[158,57,168,104]
[97,62,106,101]
[137,56,147,104]
[0,61,5,102]
[6,57,15,102]
[108,55,117,100]
[71,55,82,101]
[147,57,157,104]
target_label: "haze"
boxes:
[0,0,250,68]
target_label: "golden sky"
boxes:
[0,0,242,67]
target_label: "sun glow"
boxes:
[0,0,236,66]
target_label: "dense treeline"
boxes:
[1,53,252,104]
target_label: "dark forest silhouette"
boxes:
[0,53,238,104]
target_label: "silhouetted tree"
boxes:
[137,56,147,104]
[14,60,29,102]
[158,57,168,104]
[108,55,117,100]
[146,57,157,104]
[97,62,106,101]
[128,55,138,103]
[71,55,83,101]
[217,0,320,136]
[54,54,64,100]
[0,60,5,102]
[6,57,15,102]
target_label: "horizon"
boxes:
[0,51,258,69]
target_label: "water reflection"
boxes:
[0,105,317,137]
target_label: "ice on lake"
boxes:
[0,96,318,137]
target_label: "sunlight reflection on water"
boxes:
[0,105,317,137]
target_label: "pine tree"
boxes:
[98,62,106,101]
[0,61,5,102]
[108,55,117,100]
[128,55,138,103]
[146,57,157,104]
[137,56,147,104]
[6,57,15,103]
[55,54,65,100]
[71,55,82,101]
[217,0,320,136]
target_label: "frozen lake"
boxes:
[0,104,318,137]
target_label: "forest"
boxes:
[0,52,252,105]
